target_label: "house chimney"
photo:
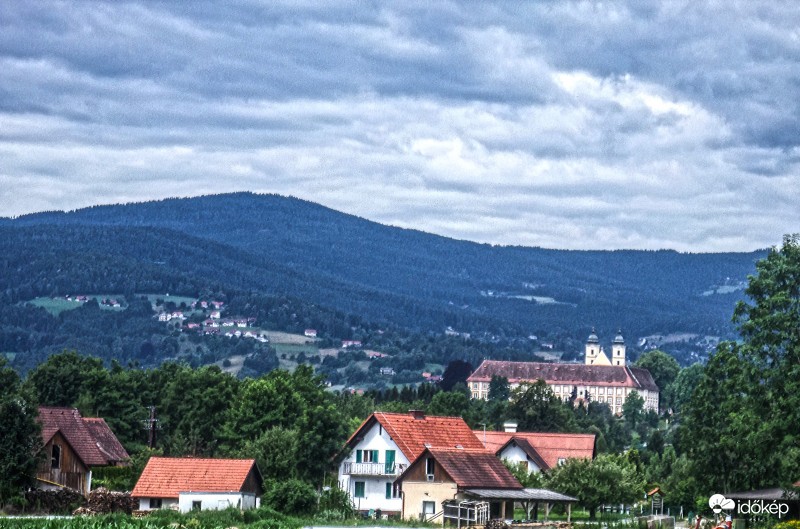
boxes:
[504,421,518,433]
[410,410,426,420]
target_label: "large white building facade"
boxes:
[468,332,659,414]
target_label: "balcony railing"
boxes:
[342,462,408,476]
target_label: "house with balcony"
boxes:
[338,411,485,516]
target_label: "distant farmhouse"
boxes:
[467,331,659,414]
[132,457,263,513]
[37,407,129,495]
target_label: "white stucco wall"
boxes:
[498,444,541,473]
[177,492,257,513]
[137,497,179,510]
[338,421,409,513]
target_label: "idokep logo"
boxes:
[709,493,790,518]
[709,494,736,514]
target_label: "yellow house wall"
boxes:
[401,480,457,523]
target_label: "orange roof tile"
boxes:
[132,457,260,499]
[346,411,485,461]
[475,431,595,469]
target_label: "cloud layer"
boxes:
[1,1,798,251]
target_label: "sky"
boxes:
[1,1,798,252]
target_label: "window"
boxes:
[149,498,162,509]
[616,387,622,395]
[354,481,365,498]
[51,444,61,469]
[192,500,202,511]
[423,501,436,515]
[557,458,567,466]
[386,482,393,499]
[616,397,622,405]
[426,457,435,476]
[356,449,379,463]
[598,387,605,394]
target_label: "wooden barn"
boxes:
[37,407,129,495]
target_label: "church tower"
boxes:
[585,328,600,365]
[612,330,626,366]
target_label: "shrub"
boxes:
[264,479,317,516]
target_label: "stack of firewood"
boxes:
[24,488,85,514]
[486,519,510,529]
[72,487,138,515]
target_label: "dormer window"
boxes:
[51,444,61,469]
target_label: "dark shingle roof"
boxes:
[38,407,110,466]
[83,418,130,463]
[423,448,522,489]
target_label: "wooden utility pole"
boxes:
[143,406,159,448]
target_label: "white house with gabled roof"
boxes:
[338,410,485,516]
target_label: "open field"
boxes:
[25,296,125,316]
[139,293,197,307]
[263,331,317,344]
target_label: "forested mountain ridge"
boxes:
[1,192,765,365]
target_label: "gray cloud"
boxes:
[0,0,798,251]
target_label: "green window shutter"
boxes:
[356,450,362,463]
[373,450,379,462]
[386,483,392,499]
[355,481,365,498]
[385,450,396,473]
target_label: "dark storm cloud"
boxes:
[0,0,797,250]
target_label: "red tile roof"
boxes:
[132,457,260,499]
[346,411,485,461]
[475,431,595,469]
[468,360,658,392]
[83,418,130,463]
[411,448,521,489]
[38,407,112,466]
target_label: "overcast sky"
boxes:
[1,1,798,251]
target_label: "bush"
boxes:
[318,486,355,519]
[264,479,318,516]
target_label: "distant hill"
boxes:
[1,192,765,355]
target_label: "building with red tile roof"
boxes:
[338,411,486,515]
[475,429,596,472]
[132,457,263,512]
[36,407,129,495]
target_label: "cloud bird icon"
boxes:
[709,494,736,514]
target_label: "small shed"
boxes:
[132,457,263,513]
[647,487,665,516]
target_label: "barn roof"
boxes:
[467,360,658,392]
[38,407,119,466]
[132,457,261,499]
[83,418,130,463]
[345,411,485,462]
